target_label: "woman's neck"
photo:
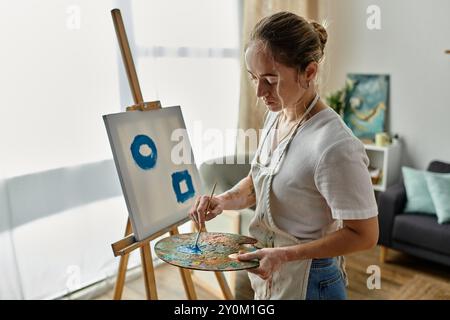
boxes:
[281,89,318,123]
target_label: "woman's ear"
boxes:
[305,62,318,82]
[297,62,318,89]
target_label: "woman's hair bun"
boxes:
[310,21,328,52]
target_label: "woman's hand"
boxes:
[188,195,224,229]
[237,248,288,280]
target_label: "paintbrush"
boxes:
[193,182,217,251]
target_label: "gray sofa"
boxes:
[377,160,450,266]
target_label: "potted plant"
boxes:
[325,79,353,117]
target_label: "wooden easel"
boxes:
[109,8,233,300]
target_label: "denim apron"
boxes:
[248,94,320,299]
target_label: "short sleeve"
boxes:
[314,138,378,220]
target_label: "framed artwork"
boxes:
[343,74,390,140]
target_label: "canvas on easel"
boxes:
[105,8,233,300]
[104,106,202,241]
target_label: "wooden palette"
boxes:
[154,232,259,271]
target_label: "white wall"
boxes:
[319,0,450,169]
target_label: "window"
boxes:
[0,0,122,178]
[0,0,241,299]
[125,0,241,165]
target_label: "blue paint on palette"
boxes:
[130,134,157,170]
[177,244,202,255]
[171,170,195,203]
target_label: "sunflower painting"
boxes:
[343,74,390,140]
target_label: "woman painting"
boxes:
[189,11,379,300]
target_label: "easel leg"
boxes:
[214,272,234,300]
[140,243,158,300]
[113,219,132,300]
[170,227,197,299]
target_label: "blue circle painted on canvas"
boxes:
[130,134,157,170]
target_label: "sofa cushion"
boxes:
[425,173,450,224]
[393,213,450,256]
[402,167,436,215]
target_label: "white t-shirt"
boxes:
[257,107,378,240]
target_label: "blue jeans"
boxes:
[305,257,347,300]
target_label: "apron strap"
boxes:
[273,93,320,170]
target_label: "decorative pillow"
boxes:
[425,172,450,224]
[402,167,436,215]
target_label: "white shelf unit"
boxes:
[364,141,402,192]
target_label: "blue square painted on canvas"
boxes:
[343,74,389,140]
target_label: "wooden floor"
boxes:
[94,263,221,300]
[94,245,450,300]
[345,246,450,299]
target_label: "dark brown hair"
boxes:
[249,11,328,72]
